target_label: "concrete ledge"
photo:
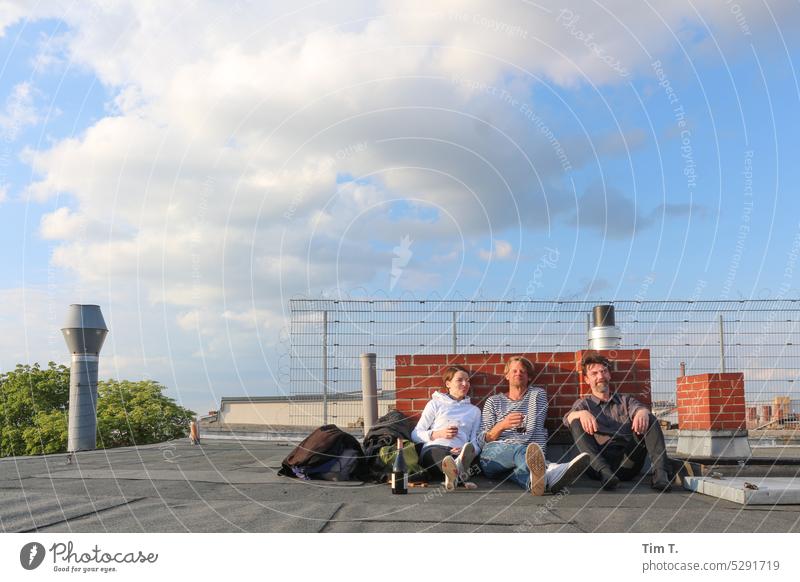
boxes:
[676,429,752,459]
[683,476,800,505]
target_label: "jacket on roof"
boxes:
[362,410,414,482]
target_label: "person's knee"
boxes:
[568,419,585,435]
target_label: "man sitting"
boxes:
[564,353,673,492]
[479,356,590,495]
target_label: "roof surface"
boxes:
[2,439,799,533]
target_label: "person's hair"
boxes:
[442,365,470,385]
[503,356,535,384]
[581,352,611,375]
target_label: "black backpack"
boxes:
[277,424,368,481]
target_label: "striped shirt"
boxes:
[479,387,549,455]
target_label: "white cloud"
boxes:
[0,82,40,140]
[479,239,513,261]
[5,0,799,411]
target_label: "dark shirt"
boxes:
[563,393,647,440]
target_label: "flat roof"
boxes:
[2,439,799,532]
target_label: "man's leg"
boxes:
[568,420,620,490]
[545,453,591,494]
[479,442,532,490]
[615,438,646,481]
[641,414,672,490]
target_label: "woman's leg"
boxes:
[420,445,453,481]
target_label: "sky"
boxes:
[1,0,799,415]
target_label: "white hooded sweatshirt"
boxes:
[411,391,482,454]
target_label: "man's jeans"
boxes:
[479,442,532,490]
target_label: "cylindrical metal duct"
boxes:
[62,305,108,453]
[588,304,621,350]
[360,353,378,433]
[592,304,616,327]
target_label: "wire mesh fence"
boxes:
[289,299,800,428]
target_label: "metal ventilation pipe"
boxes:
[61,305,108,452]
[360,353,378,433]
[588,304,621,350]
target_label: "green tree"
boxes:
[0,363,195,457]
[22,410,68,455]
[96,379,195,448]
[0,363,70,457]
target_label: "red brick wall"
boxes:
[676,373,746,431]
[394,349,651,437]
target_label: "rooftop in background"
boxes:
[2,439,799,533]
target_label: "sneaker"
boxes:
[547,453,590,494]
[458,481,479,490]
[525,443,546,496]
[455,442,475,482]
[441,456,458,491]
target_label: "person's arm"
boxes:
[626,395,651,434]
[483,411,518,443]
[478,398,498,446]
[466,407,482,455]
[530,387,547,435]
[410,400,437,443]
[563,399,599,435]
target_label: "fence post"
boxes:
[322,310,328,424]
[360,353,378,433]
[719,314,726,373]
[452,311,457,354]
[586,313,591,347]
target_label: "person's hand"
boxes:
[574,410,599,435]
[432,426,458,440]
[450,447,461,455]
[632,410,650,435]
[501,412,525,431]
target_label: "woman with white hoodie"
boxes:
[411,366,481,490]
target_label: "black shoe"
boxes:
[600,469,619,491]
[651,474,673,492]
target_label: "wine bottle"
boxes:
[391,437,408,494]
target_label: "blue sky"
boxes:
[1,1,799,414]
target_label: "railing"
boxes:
[288,299,800,425]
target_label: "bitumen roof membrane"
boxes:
[1,439,799,533]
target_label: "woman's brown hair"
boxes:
[442,365,470,384]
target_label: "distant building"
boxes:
[216,391,396,428]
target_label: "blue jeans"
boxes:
[479,442,532,490]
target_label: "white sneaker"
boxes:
[525,443,546,496]
[546,453,590,494]
[455,442,475,482]
[441,456,458,491]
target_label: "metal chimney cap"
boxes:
[592,304,616,327]
[61,304,108,331]
[61,304,109,355]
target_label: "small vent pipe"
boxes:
[588,304,621,350]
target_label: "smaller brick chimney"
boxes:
[676,373,751,458]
